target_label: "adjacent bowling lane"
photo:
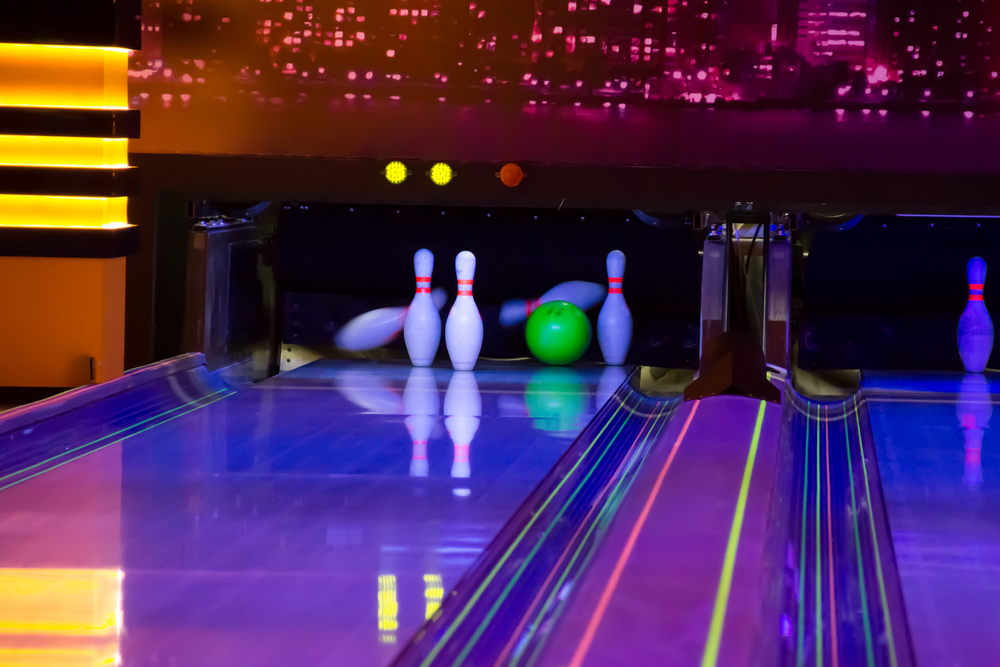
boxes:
[0,360,622,667]
[863,372,1000,667]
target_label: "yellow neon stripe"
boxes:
[0,569,120,637]
[0,136,129,169]
[0,195,128,228]
[0,646,119,667]
[0,44,128,110]
[700,400,767,667]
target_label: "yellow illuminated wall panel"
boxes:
[0,44,128,110]
[0,257,126,387]
[0,195,128,229]
[0,136,129,169]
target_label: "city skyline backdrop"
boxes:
[130,0,1000,108]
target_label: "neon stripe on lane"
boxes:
[853,401,899,667]
[567,400,701,667]
[700,400,767,667]
[843,409,876,667]
[797,403,811,667]
[826,409,840,667]
[816,403,824,667]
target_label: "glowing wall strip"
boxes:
[0,568,121,667]
[0,44,128,110]
[0,195,128,228]
[0,136,129,169]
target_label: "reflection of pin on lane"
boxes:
[499,281,607,327]
[958,256,994,373]
[444,371,481,480]
[404,368,439,477]
[405,249,442,367]
[336,288,447,352]
[597,365,628,409]
[957,373,992,486]
[445,251,483,371]
[598,250,632,365]
[335,370,402,414]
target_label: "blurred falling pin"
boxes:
[404,368,439,477]
[444,371,482,481]
[957,373,992,486]
[335,288,447,352]
[499,281,607,327]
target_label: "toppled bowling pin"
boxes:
[499,281,607,326]
[444,371,481,479]
[958,257,994,373]
[957,373,992,486]
[404,249,442,367]
[404,367,439,477]
[598,250,632,365]
[445,251,483,371]
[335,288,446,352]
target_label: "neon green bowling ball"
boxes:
[525,300,592,366]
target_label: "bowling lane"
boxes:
[0,359,618,667]
[863,372,1000,667]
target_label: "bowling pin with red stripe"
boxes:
[598,250,632,365]
[445,251,483,371]
[404,249,442,367]
[958,256,994,373]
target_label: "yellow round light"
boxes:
[384,161,408,185]
[429,162,454,186]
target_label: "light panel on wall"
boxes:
[0,136,129,169]
[0,195,130,228]
[0,43,129,110]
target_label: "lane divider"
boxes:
[567,399,701,667]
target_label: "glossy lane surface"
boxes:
[0,360,617,667]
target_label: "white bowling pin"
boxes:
[444,371,481,479]
[958,257,994,373]
[335,288,446,352]
[404,367,439,477]
[445,251,483,371]
[499,281,607,326]
[404,249,442,367]
[598,250,632,365]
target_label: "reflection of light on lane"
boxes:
[378,574,398,643]
[424,574,444,619]
[0,568,122,666]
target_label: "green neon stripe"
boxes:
[0,390,235,494]
[0,387,231,483]
[448,405,651,667]
[843,408,876,667]
[700,400,767,667]
[512,403,675,667]
[417,399,631,667]
[853,400,899,667]
[816,403,823,667]
[797,403,810,667]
